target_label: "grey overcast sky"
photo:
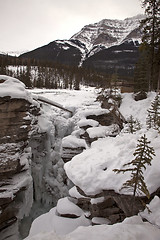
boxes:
[0,0,144,52]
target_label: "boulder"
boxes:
[134,91,147,101]
[86,106,125,129]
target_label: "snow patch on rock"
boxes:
[0,75,34,103]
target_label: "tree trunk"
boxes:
[157,68,160,93]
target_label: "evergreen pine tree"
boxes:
[0,56,7,75]
[113,134,155,214]
[25,64,32,88]
[111,71,118,88]
[124,115,141,133]
[74,73,80,90]
[146,94,160,131]
[134,43,150,92]
[141,0,160,90]
[37,66,43,88]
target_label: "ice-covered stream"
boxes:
[19,105,73,239]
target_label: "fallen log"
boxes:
[33,95,73,114]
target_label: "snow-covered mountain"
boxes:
[0,50,29,57]
[71,14,144,55]
[20,14,144,75]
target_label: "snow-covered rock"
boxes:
[62,135,87,149]
[62,135,87,163]
[56,197,83,218]
[64,129,160,196]
[86,124,120,139]
[77,119,99,128]
[0,76,38,239]
[0,75,35,103]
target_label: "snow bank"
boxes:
[77,108,109,119]
[62,135,87,149]
[120,92,157,124]
[68,216,160,240]
[86,124,120,138]
[77,119,99,128]
[65,129,160,196]
[140,196,160,228]
[25,216,160,240]
[26,207,90,238]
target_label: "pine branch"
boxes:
[113,134,155,214]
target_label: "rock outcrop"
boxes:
[61,134,87,163]
[60,92,147,226]
[77,187,145,224]
[0,96,37,240]
[61,105,124,161]
[0,76,40,239]
[68,186,146,225]
[134,91,147,101]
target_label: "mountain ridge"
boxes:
[19,14,144,76]
[71,14,144,50]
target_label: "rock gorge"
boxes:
[0,95,36,239]
[0,76,159,240]
[0,76,73,239]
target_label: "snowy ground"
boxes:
[26,216,160,240]
[30,86,99,110]
[119,92,157,126]
[24,87,160,239]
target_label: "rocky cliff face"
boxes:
[69,186,145,225]
[71,14,144,56]
[0,76,73,239]
[0,96,37,240]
